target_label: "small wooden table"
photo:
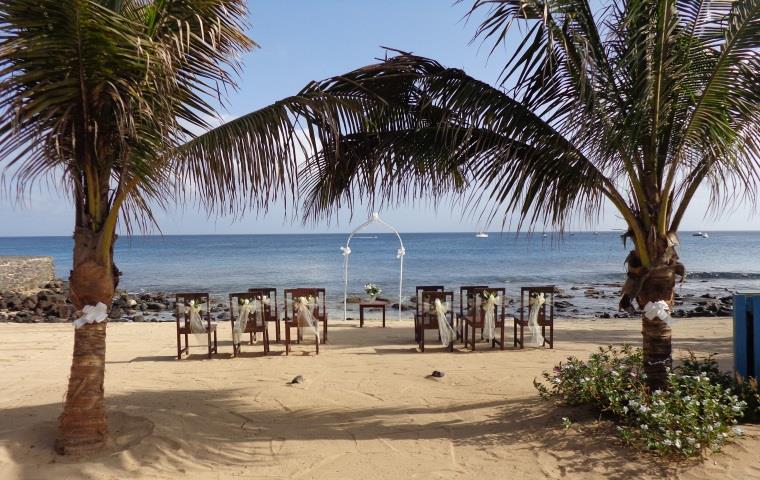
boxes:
[359,302,386,328]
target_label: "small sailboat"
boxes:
[475,231,488,238]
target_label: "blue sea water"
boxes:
[1,231,759,315]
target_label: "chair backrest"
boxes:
[416,285,444,316]
[284,288,326,321]
[248,287,278,321]
[176,292,211,327]
[419,290,454,327]
[459,285,489,317]
[520,286,557,324]
[230,291,274,327]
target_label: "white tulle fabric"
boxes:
[423,298,455,347]
[528,293,546,347]
[294,296,320,340]
[233,296,271,344]
[73,302,108,329]
[479,293,502,341]
[182,300,209,344]
[644,300,675,326]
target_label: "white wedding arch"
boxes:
[341,212,405,321]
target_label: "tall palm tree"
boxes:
[0,0,362,454]
[297,0,760,391]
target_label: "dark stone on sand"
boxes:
[431,370,445,378]
[290,375,305,384]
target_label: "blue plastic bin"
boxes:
[734,293,760,379]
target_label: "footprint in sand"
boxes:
[270,437,286,455]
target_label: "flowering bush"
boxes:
[535,346,750,457]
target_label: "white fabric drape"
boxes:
[233,296,271,344]
[424,298,455,347]
[527,293,546,347]
[182,300,208,343]
[480,293,502,342]
[295,296,320,341]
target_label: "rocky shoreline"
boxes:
[0,279,735,324]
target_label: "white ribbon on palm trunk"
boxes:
[527,293,547,347]
[233,296,271,344]
[644,300,675,326]
[73,302,109,329]
[342,212,405,322]
[478,293,502,342]
[295,296,320,341]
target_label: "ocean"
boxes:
[1,231,759,316]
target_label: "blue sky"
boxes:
[0,1,756,236]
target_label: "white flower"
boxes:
[663,439,673,446]
[675,439,682,449]
[641,424,648,430]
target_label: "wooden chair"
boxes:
[415,285,444,343]
[462,287,506,350]
[457,285,488,341]
[229,291,271,355]
[175,292,217,359]
[417,290,455,352]
[283,288,327,355]
[248,287,280,342]
[515,286,557,349]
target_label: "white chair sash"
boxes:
[295,296,320,340]
[425,298,455,347]
[233,296,271,344]
[480,294,502,341]
[527,293,546,347]
[179,300,209,344]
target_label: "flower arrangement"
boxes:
[534,345,753,458]
[363,283,382,297]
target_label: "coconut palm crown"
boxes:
[298,0,760,390]
[0,0,358,454]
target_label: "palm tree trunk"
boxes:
[638,267,676,392]
[55,227,117,455]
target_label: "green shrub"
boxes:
[535,346,749,457]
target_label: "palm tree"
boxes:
[0,0,360,454]
[297,0,760,391]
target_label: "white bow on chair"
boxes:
[432,298,455,347]
[481,293,502,342]
[294,296,320,341]
[527,293,546,347]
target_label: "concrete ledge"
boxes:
[0,256,55,291]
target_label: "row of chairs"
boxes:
[176,288,327,359]
[413,285,557,352]
[175,285,557,359]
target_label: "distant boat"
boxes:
[475,231,488,238]
[702,232,709,238]
[692,231,709,238]
[542,233,548,238]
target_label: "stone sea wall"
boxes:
[0,256,55,291]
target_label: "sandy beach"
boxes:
[0,317,758,479]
